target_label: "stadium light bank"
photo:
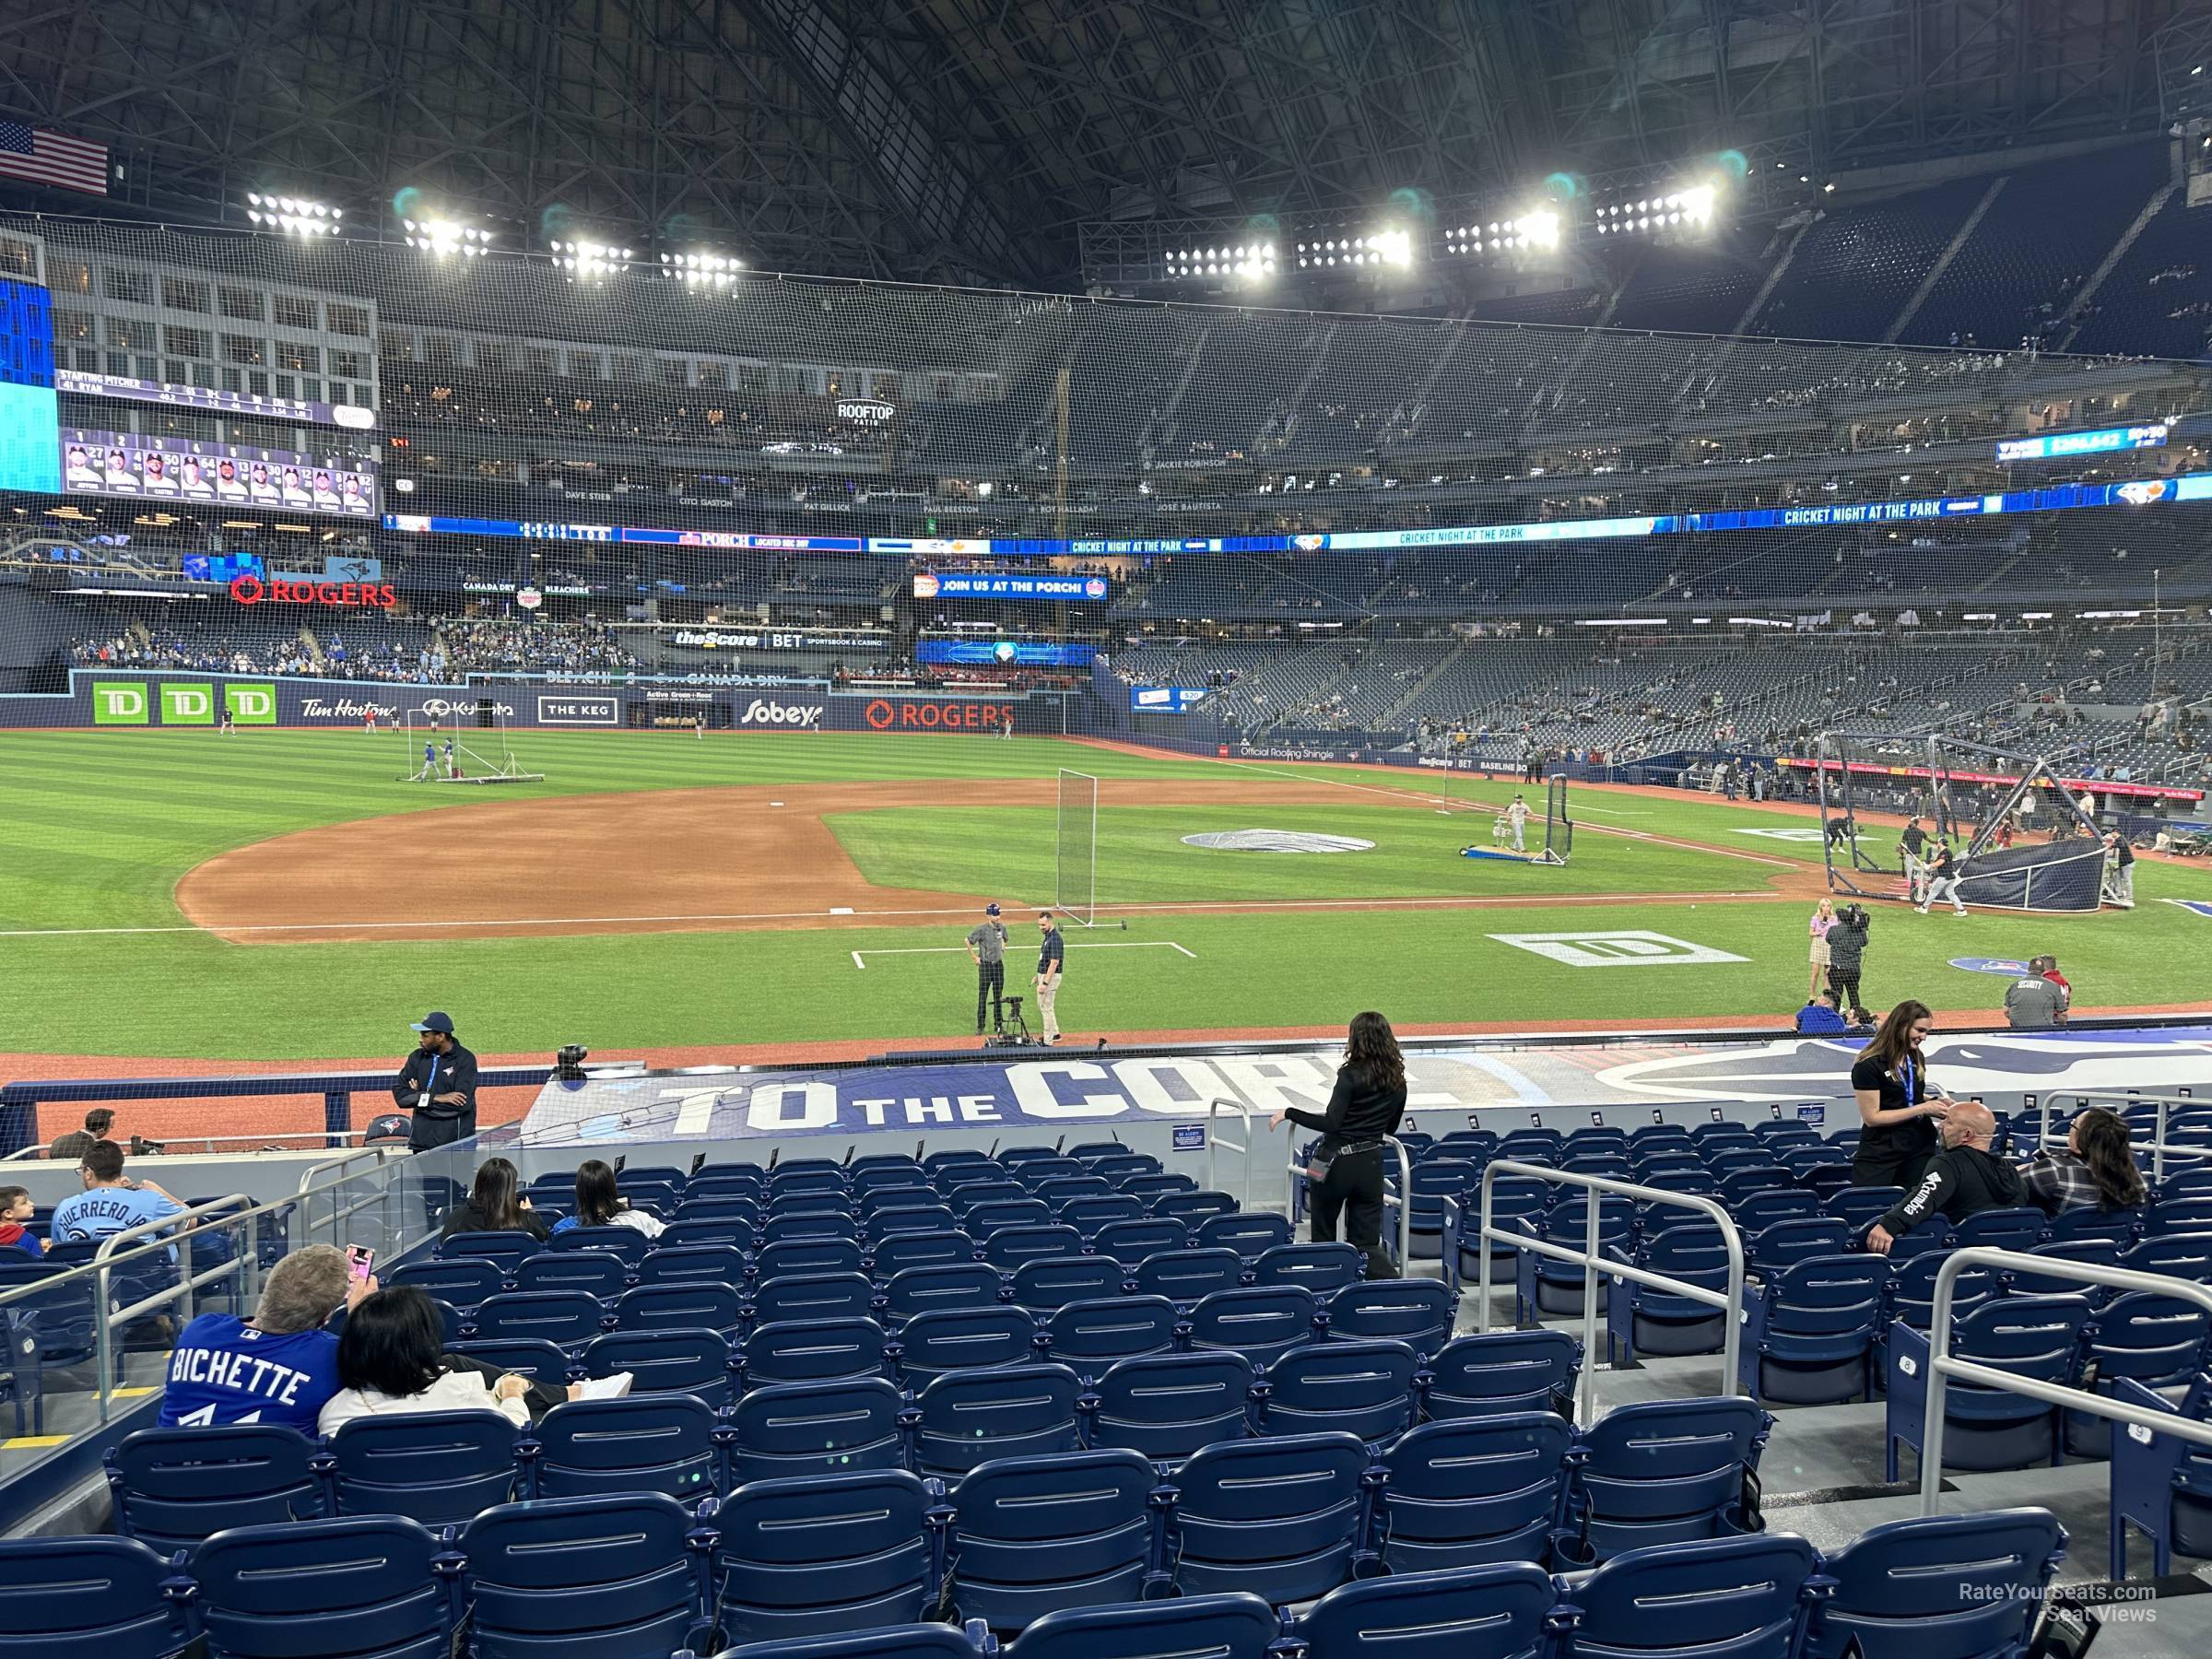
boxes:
[245,193,340,238]
[403,217,492,258]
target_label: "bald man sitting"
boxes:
[1865,1100,2026,1254]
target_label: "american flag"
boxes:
[0,121,109,196]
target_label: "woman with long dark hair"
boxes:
[317,1285,535,1434]
[548,1159,666,1239]
[1848,1000,1954,1190]
[1270,1011,1408,1279]
[2023,1107,2147,1214]
[438,1156,549,1241]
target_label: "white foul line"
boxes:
[851,941,1197,970]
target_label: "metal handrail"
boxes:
[88,1191,250,1263]
[1204,1097,1254,1214]
[296,1146,394,1195]
[2038,1091,2209,1183]
[81,1193,253,1418]
[1919,1246,2212,1514]
[5,1129,376,1161]
[1277,1132,1413,1267]
[1475,1158,1747,1423]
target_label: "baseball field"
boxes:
[3,727,2206,1084]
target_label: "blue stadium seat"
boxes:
[1381,1413,1574,1571]
[1570,1533,1820,1659]
[982,1224,1083,1271]
[1116,1174,1196,1203]
[329,1408,520,1524]
[1952,1207,2049,1253]
[1717,1168,1796,1207]
[192,1514,452,1659]
[582,1324,735,1405]
[996,1594,1278,1659]
[968,1202,1055,1239]
[529,1393,721,1504]
[1424,1329,1580,1420]
[1747,1218,1852,1274]
[1887,1296,2095,1479]
[1603,1219,1732,1367]
[1296,1560,1556,1659]
[1089,1218,1188,1268]
[1152,1190,1239,1224]
[881,1262,1005,1324]
[641,1243,750,1287]
[863,1205,957,1247]
[1040,1295,1181,1371]
[1194,1212,1294,1263]
[872,1230,979,1277]
[1514,1194,1635,1322]
[1257,1338,1418,1443]
[473,1289,611,1350]
[741,1317,888,1390]
[1056,1194,1146,1241]
[1008,1253,1125,1312]
[514,1249,629,1302]
[618,1279,747,1336]
[753,1237,867,1280]
[767,1167,849,1198]
[2063,1289,2212,1458]
[760,1212,862,1249]
[1167,1430,1373,1602]
[1252,1241,1364,1294]
[1885,1251,2002,1339]
[893,1305,1039,1386]
[947,1449,1157,1632]
[1324,1278,1455,1359]
[947,1181,1027,1218]
[659,1219,757,1253]
[462,1492,706,1659]
[751,1271,880,1328]
[911,1361,1085,1478]
[440,1230,539,1273]
[389,1256,505,1312]
[2002,1240,2121,1300]
[2109,1372,2212,1578]
[1803,1508,2066,1659]
[1130,1247,1243,1306]
[708,1468,938,1647]
[106,1424,328,1554]
[1735,1190,1822,1233]
[0,1534,188,1659]
[1737,1255,1887,1406]
[1456,1176,1551,1284]
[547,1225,652,1268]
[1010,1159,1086,1190]
[1088,1350,1256,1459]
[1038,1177,1114,1209]
[729,1377,907,1485]
[2121,1233,2212,1281]
[1187,1285,1320,1371]
[1563,1395,1771,1563]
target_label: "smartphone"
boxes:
[1769,1103,1784,1119]
[688,1151,708,1176]
[614,1154,627,1175]
[345,1244,376,1283]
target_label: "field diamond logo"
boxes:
[1490,930,1750,968]
[1182,830,1376,853]
[1730,827,1828,842]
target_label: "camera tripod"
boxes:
[983,994,1038,1048]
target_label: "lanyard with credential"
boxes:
[423,1054,440,1113]
[1900,1056,1916,1107]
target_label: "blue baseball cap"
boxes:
[411,1011,454,1034]
[984,903,1001,917]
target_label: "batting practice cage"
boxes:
[396,704,544,784]
[1541,775,1573,866]
[1816,732,2107,912]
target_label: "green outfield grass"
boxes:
[1,728,2206,1063]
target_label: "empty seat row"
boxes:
[29,1497,2070,1659]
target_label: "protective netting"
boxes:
[0,214,2209,785]
[1054,770,1099,925]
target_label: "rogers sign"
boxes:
[230,574,397,609]
[865,699,1015,732]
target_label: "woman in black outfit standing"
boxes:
[1848,999,1954,1190]
[1271,1011,1408,1279]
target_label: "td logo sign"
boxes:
[93,681,149,724]
[1489,930,1751,969]
[89,680,277,726]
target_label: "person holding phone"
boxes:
[1849,999,1953,1190]
[157,1243,374,1430]
[318,1285,547,1433]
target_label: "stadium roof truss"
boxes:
[0,0,2183,290]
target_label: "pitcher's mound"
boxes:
[1182,830,1376,853]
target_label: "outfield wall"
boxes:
[0,667,1070,734]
